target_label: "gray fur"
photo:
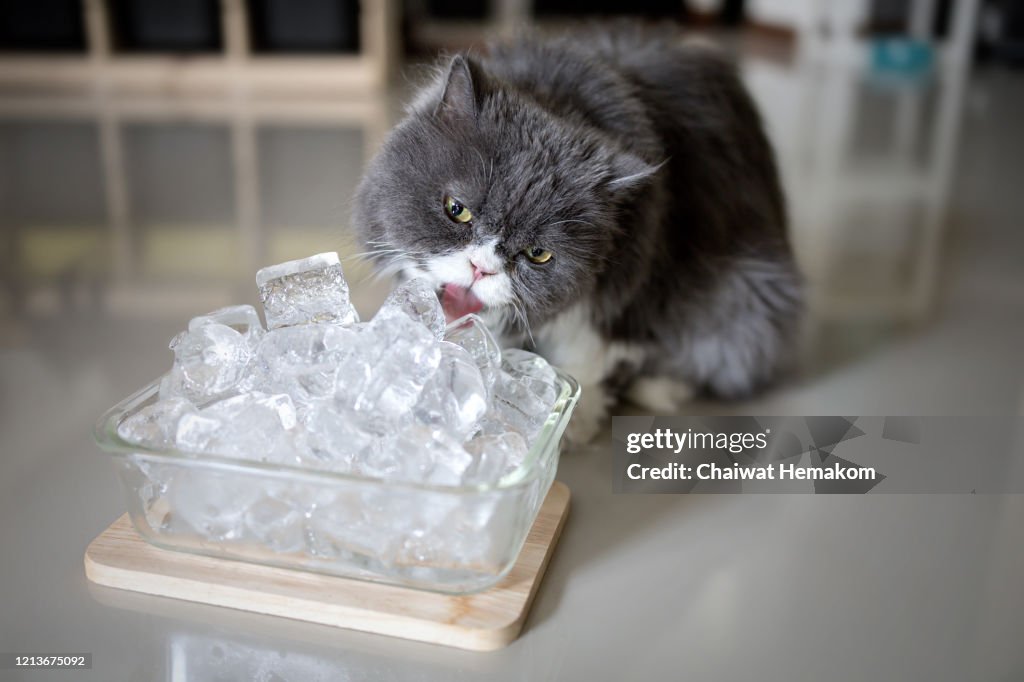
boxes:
[353,24,803,399]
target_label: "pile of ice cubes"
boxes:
[119,252,562,488]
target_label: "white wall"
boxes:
[747,0,871,33]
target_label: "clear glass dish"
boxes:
[94,365,579,594]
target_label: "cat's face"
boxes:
[354,55,654,334]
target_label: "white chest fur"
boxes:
[532,305,637,385]
[531,305,641,443]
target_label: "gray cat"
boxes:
[353,25,803,443]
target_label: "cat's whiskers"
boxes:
[353,242,425,284]
[349,239,419,264]
[363,238,402,251]
[346,248,403,261]
[509,295,536,348]
[473,148,488,185]
[545,219,597,229]
[372,252,416,277]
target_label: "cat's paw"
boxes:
[565,410,602,446]
[563,384,610,447]
[625,376,694,413]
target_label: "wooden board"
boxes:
[85,481,570,651]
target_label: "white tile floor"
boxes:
[0,49,1022,681]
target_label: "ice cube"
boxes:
[256,252,358,330]
[166,469,262,542]
[443,314,501,394]
[502,349,559,407]
[174,412,222,453]
[242,494,306,554]
[160,323,254,405]
[339,314,441,419]
[489,386,550,440]
[299,401,386,470]
[463,431,530,484]
[490,350,560,439]
[395,494,498,567]
[304,489,403,562]
[175,392,299,465]
[126,455,175,531]
[502,347,559,385]
[117,398,196,449]
[188,304,264,346]
[388,424,474,486]
[375,278,446,340]
[254,324,360,406]
[414,342,488,439]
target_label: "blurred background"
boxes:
[2,3,1024,681]
[0,0,1021,414]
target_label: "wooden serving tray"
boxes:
[84,481,570,651]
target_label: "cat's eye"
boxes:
[444,195,473,223]
[524,246,553,264]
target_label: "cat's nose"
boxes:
[471,259,496,282]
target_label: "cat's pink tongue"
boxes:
[441,284,484,323]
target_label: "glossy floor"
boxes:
[0,48,1022,681]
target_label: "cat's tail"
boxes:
[672,254,805,399]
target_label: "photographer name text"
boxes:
[625,461,878,481]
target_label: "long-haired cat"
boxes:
[353,25,803,443]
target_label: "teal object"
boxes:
[870,37,934,78]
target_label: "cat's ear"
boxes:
[435,55,487,124]
[608,150,662,193]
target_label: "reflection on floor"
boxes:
[0,49,1022,416]
[0,95,387,323]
